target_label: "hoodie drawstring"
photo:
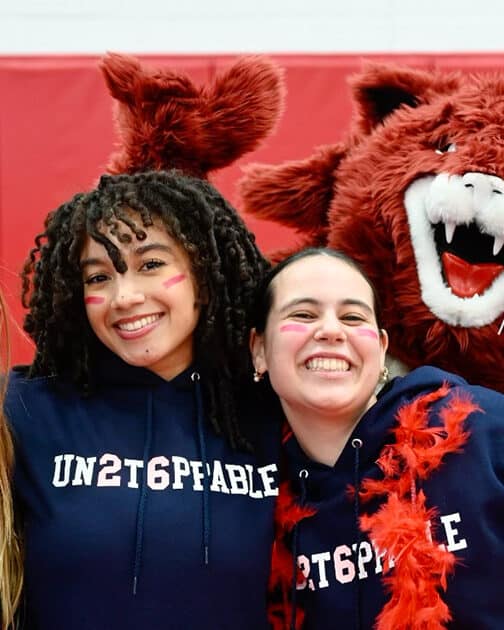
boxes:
[351,437,363,630]
[290,469,308,630]
[192,371,211,566]
[133,389,154,595]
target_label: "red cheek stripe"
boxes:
[356,328,379,339]
[84,296,104,305]
[279,324,308,333]
[163,273,186,289]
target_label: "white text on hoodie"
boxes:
[52,453,278,498]
[297,512,467,590]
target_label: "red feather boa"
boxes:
[269,385,479,629]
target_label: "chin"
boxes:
[120,352,159,369]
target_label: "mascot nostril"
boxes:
[239,62,504,392]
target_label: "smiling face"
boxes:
[251,254,388,425]
[80,220,200,380]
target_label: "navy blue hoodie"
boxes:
[282,367,504,629]
[6,349,281,630]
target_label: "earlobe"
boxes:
[249,328,267,373]
[380,328,389,354]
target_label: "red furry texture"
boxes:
[240,62,504,392]
[358,387,478,630]
[349,63,459,136]
[274,481,317,533]
[240,144,347,234]
[361,492,455,630]
[100,53,285,178]
[268,480,316,630]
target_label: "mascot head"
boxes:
[240,63,504,392]
[100,52,285,179]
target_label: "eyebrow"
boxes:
[80,257,104,270]
[278,297,374,315]
[80,243,174,269]
[135,243,174,256]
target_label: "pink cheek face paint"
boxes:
[356,328,379,340]
[279,323,308,333]
[84,296,105,305]
[163,273,186,290]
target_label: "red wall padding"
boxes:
[2,52,504,363]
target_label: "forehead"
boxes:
[80,218,184,260]
[271,255,374,306]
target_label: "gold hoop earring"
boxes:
[253,369,264,383]
[380,366,389,383]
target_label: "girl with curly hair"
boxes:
[5,170,280,630]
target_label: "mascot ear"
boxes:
[100,52,198,108]
[350,63,460,135]
[99,52,285,178]
[100,53,140,107]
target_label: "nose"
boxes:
[313,313,346,342]
[462,171,504,207]
[110,276,145,310]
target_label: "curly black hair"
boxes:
[21,170,271,449]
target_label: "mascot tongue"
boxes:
[442,252,503,297]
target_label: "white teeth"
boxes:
[117,314,160,332]
[442,223,504,255]
[444,221,456,244]
[305,358,350,372]
[493,236,504,256]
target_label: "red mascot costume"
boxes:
[240,63,504,393]
[99,52,285,179]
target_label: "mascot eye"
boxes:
[435,142,457,155]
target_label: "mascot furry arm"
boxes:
[100,52,285,178]
[239,63,504,392]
